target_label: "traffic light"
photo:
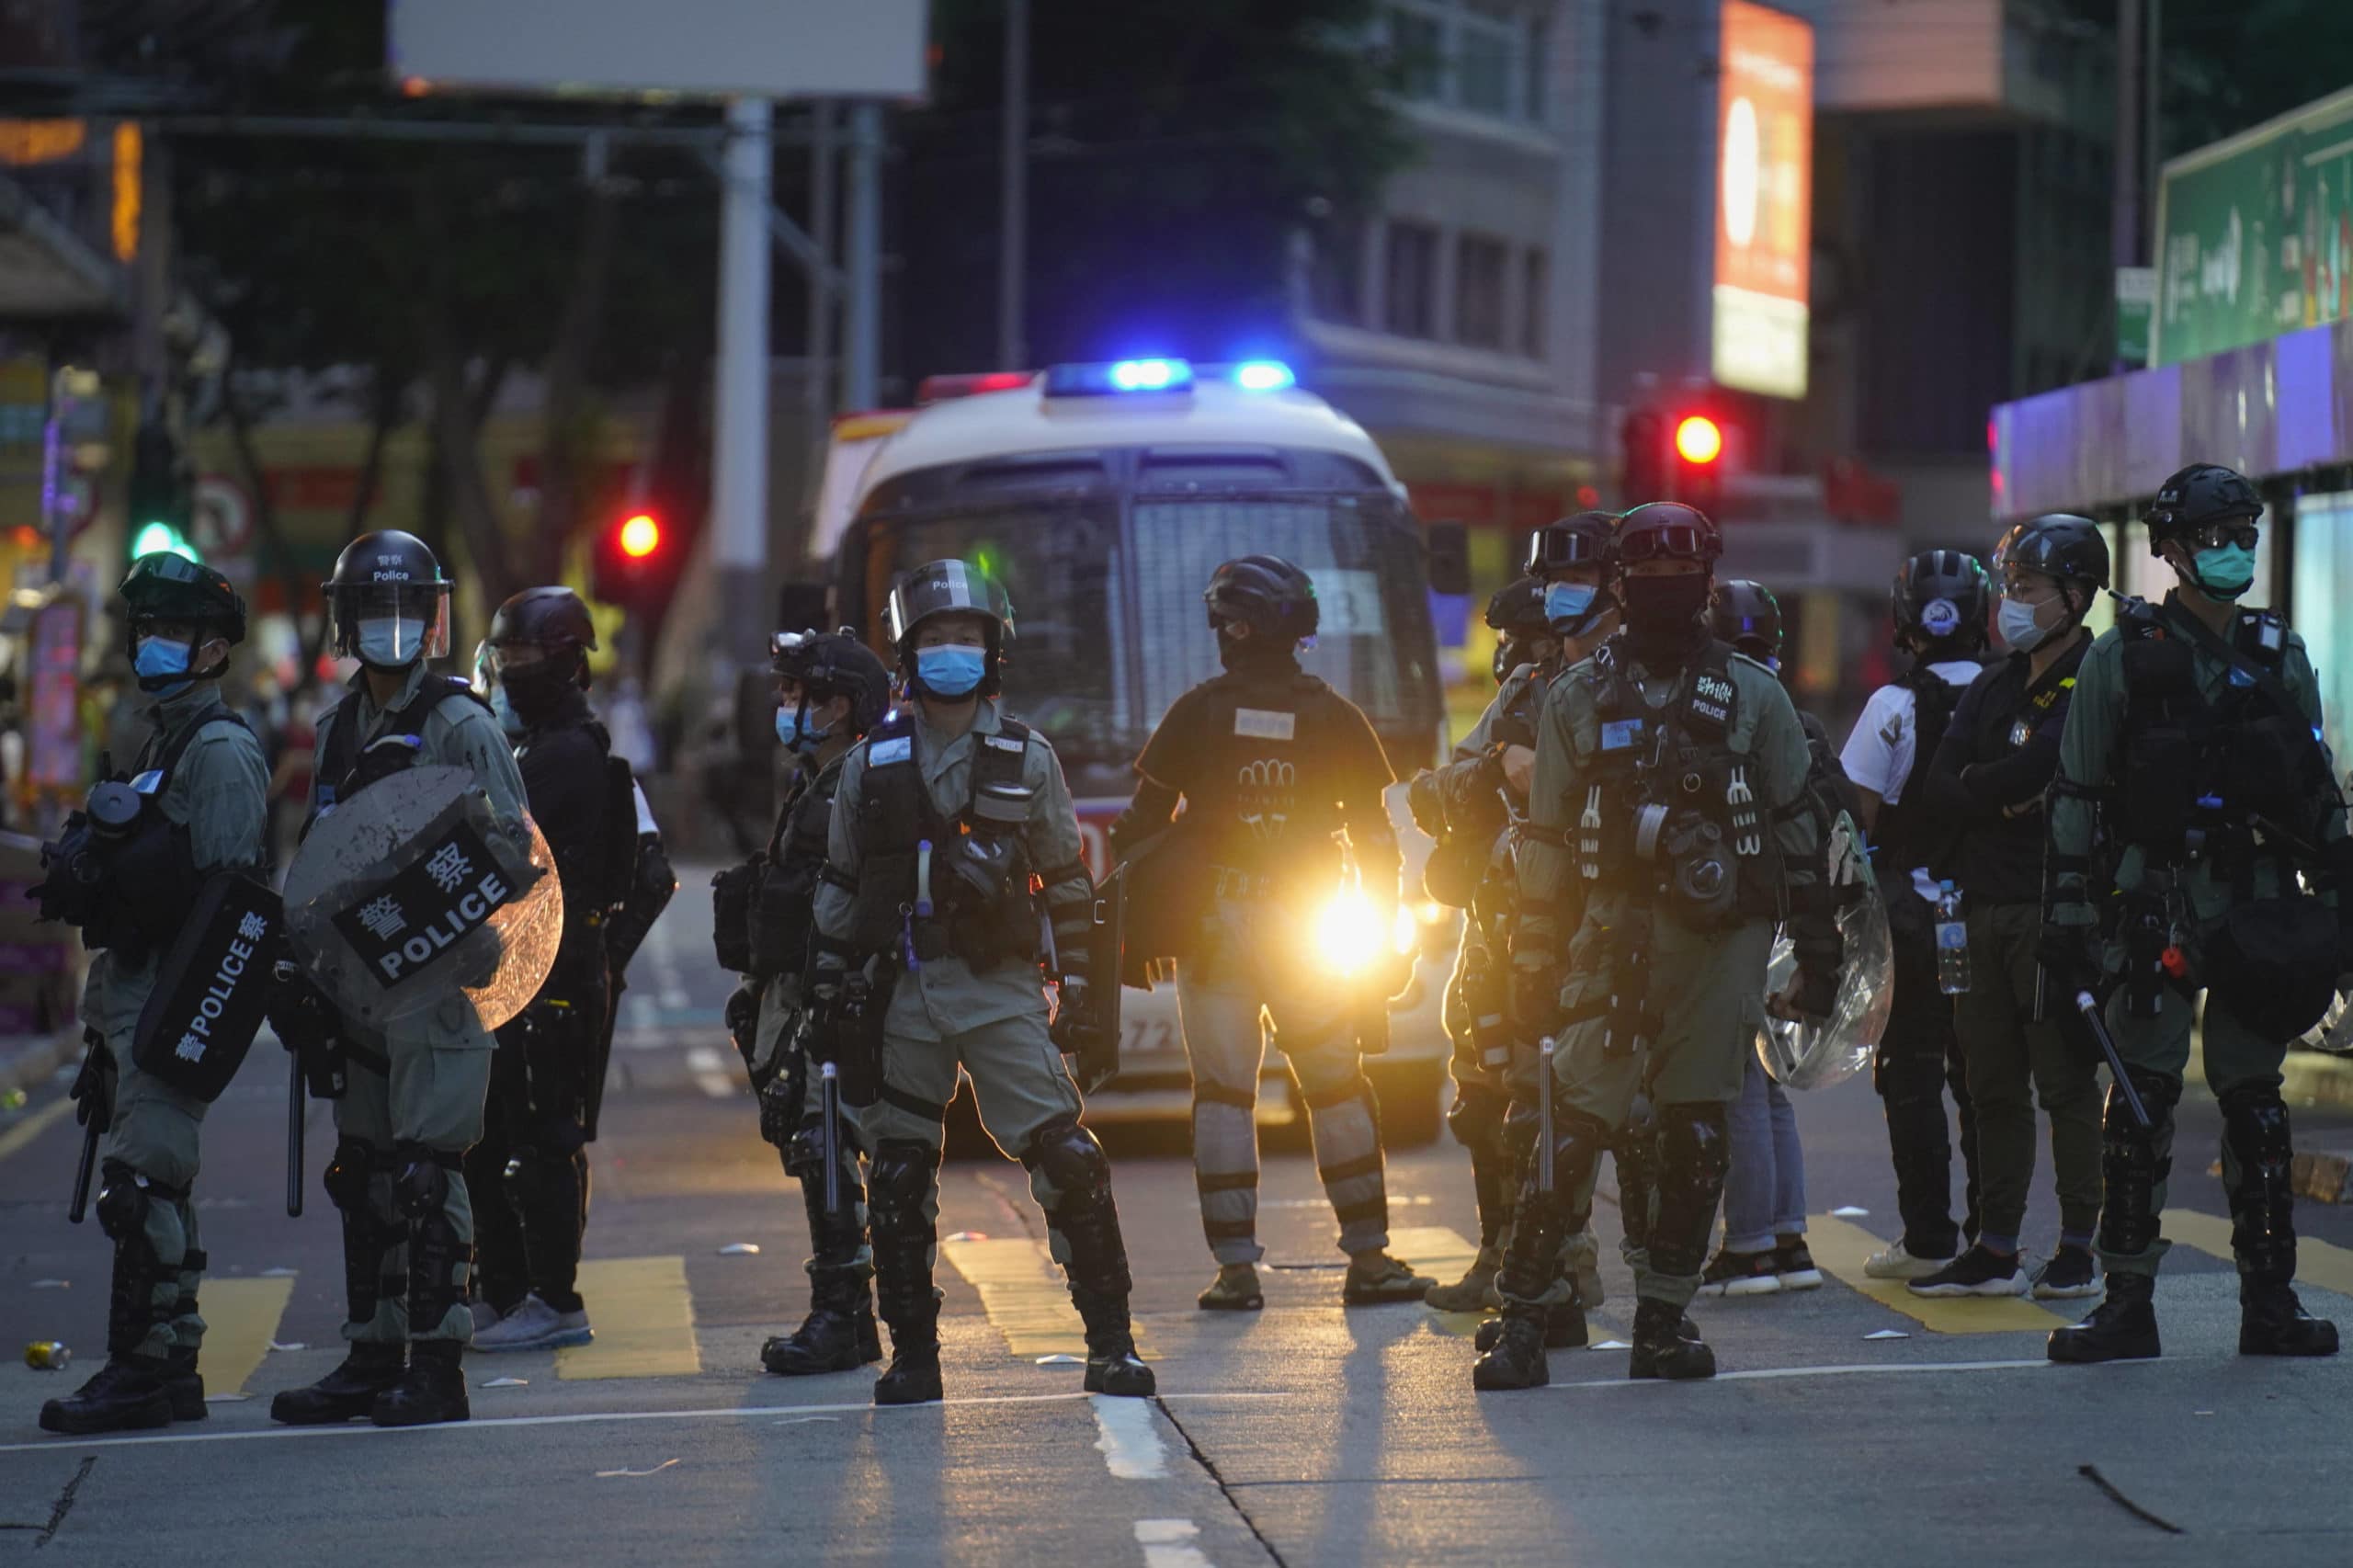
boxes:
[1671,412,1725,517]
[591,505,676,615]
[1620,408,1665,506]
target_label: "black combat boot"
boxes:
[1074,1286,1155,1397]
[373,1341,470,1427]
[40,1179,176,1436]
[869,1141,945,1406]
[2219,1085,2340,1357]
[2051,1074,2177,1365]
[870,1292,943,1407]
[1628,1298,1716,1380]
[1472,1310,1551,1391]
[1472,1108,1607,1392]
[1027,1116,1154,1398]
[763,1262,883,1375]
[270,1342,407,1425]
[1472,1299,1586,1353]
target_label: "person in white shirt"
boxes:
[1839,551,1991,1278]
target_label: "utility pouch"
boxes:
[2209,897,2340,1041]
[710,859,762,973]
[2119,725,2198,848]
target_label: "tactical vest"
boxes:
[842,710,1063,970]
[1870,661,1974,889]
[2109,597,2334,875]
[1179,668,1355,890]
[746,755,842,975]
[92,709,255,959]
[1573,640,1777,931]
[312,675,488,828]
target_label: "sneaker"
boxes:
[469,1292,594,1351]
[1697,1247,1781,1297]
[1197,1262,1265,1312]
[1773,1236,1824,1291]
[469,1300,505,1336]
[1342,1251,1432,1306]
[2032,1244,2102,1301]
[1863,1239,1954,1280]
[1907,1244,2027,1298]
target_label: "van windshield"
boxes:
[870,490,1442,797]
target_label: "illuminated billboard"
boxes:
[1712,0,1814,400]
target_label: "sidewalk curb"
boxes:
[1,1021,84,1100]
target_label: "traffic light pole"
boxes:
[714,97,774,665]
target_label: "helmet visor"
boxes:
[335,582,451,664]
[1617,522,1713,564]
[1527,527,1608,574]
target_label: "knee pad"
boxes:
[392,1142,459,1221]
[1446,1081,1507,1153]
[868,1139,938,1226]
[2218,1083,2291,1171]
[1024,1114,1110,1201]
[2111,1068,2181,1133]
[95,1160,151,1243]
[537,1110,588,1157]
[1655,1102,1732,1191]
[323,1137,376,1215]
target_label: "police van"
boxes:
[808,359,1458,1142]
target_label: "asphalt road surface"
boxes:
[6,876,2353,1565]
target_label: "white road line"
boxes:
[1091,1393,1169,1479]
[649,914,691,1012]
[0,1391,1287,1456]
[684,1047,728,1073]
[694,1074,737,1100]
[1135,1519,1212,1568]
[1543,1357,2061,1392]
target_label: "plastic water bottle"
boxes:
[1935,881,1971,994]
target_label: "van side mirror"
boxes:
[1424,519,1470,597]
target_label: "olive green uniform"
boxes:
[84,682,270,1358]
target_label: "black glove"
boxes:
[69,1031,114,1131]
[724,982,762,1069]
[1509,961,1562,1042]
[756,1074,799,1149]
[1049,973,1095,1059]
[2037,924,2102,997]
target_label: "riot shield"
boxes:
[131,871,284,1103]
[1756,839,1894,1092]
[1073,863,1126,1093]
[282,766,563,1036]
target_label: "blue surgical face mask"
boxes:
[1543,582,1597,630]
[490,685,528,737]
[915,644,986,699]
[775,707,832,753]
[134,636,194,697]
[358,616,427,667]
[2189,542,2256,601]
[1997,596,2054,654]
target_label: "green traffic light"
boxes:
[131,520,198,562]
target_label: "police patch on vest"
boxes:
[1234,708,1297,741]
[2008,717,2033,749]
[869,735,913,767]
[330,819,516,983]
[1601,718,1644,752]
[131,871,283,1104]
[1690,673,1735,728]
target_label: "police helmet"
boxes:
[885,559,1016,695]
[1204,554,1319,645]
[1525,511,1618,578]
[483,585,598,695]
[1484,576,1552,683]
[2144,463,2263,556]
[121,552,246,646]
[1613,502,1722,571]
[1993,514,2109,599]
[1891,549,1990,654]
[771,628,892,736]
[1711,579,1782,664]
[324,529,452,666]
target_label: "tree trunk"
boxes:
[535,177,623,586]
[425,347,515,620]
[217,362,309,653]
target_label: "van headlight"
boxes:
[1313,889,1417,974]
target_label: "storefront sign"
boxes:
[1712,0,1814,400]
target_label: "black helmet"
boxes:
[885,559,1016,696]
[1484,575,1552,683]
[1994,514,2109,593]
[1204,554,1319,644]
[324,528,451,666]
[479,585,598,700]
[2145,463,2263,555]
[1892,549,1991,653]
[121,552,246,646]
[1613,502,1722,570]
[1526,510,1618,577]
[1711,579,1782,663]
[771,627,892,736]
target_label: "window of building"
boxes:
[1309,215,1366,325]
[1520,247,1549,358]
[1386,6,1443,101]
[1524,12,1549,125]
[1383,0,1540,123]
[1384,221,1439,338]
[1455,233,1508,348]
[1457,10,1514,116]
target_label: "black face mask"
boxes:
[1620,574,1712,664]
[501,656,575,726]
[1217,628,1294,673]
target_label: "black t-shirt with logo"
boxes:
[1927,637,2089,907]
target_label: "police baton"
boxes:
[818,1061,844,1218]
[66,1035,109,1224]
[286,1048,306,1218]
[67,1115,100,1224]
[2074,991,2152,1130]
[1537,1036,1556,1196]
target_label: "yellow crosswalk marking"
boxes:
[939,1236,1100,1359]
[1392,1225,1487,1337]
[2163,1208,2353,1297]
[0,1096,71,1165]
[199,1277,294,1395]
[1807,1215,2067,1335]
[558,1256,700,1380]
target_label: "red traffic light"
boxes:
[618,513,661,559]
[1674,415,1723,466]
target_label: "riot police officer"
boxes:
[717,629,892,1376]
[1907,517,2108,1301]
[269,530,533,1427]
[1415,512,1621,1332]
[1113,555,1428,1313]
[466,587,621,1352]
[810,560,1151,1403]
[2045,464,2344,1363]
[1839,551,1991,1279]
[38,555,270,1435]
[1477,503,1838,1390]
